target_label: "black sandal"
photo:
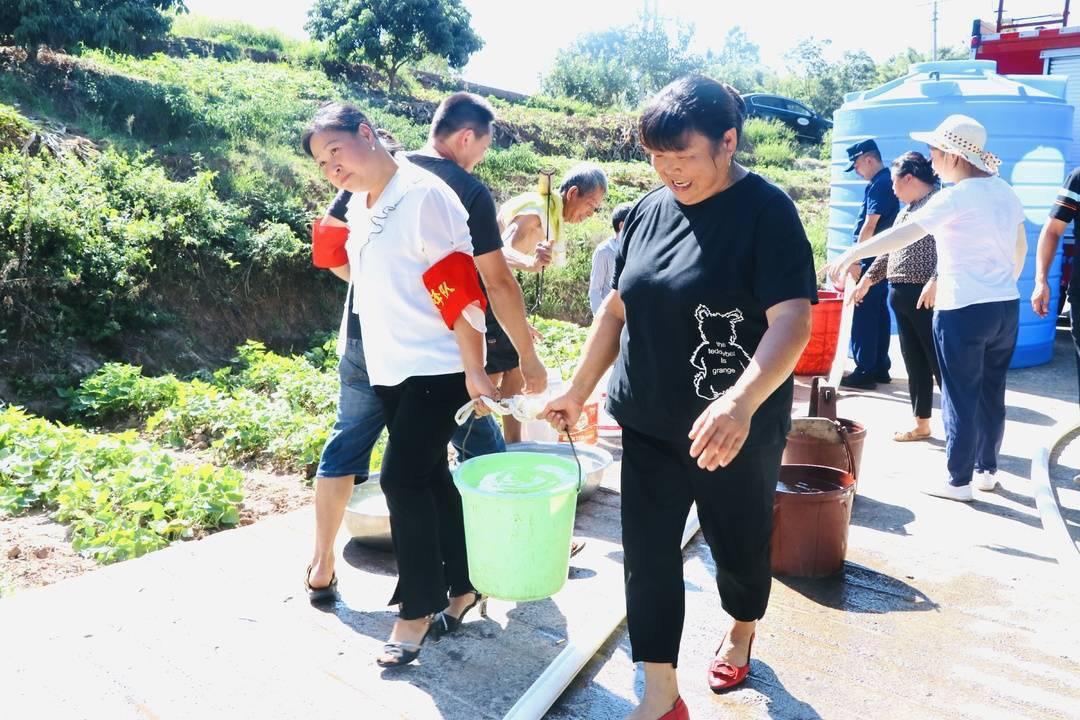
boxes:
[304,564,338,604]
[377,619,435,667]
[432,592,487,637]
[570,539,586,558]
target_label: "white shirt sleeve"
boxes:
[418,186,486,333]
[589,243,615,314]
[418,184,473,259]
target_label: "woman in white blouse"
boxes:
[303,103,497,666]
[825,115,1026,503]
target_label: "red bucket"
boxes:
[794,290,844,376]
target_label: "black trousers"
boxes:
[620,424,784,666]
[889,283,941,419]
[374,373,474,620]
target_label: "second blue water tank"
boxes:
[828,60,1073,368]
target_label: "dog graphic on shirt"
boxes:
[690,305,751,401]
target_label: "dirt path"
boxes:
[0,449,314,596]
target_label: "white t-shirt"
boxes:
[339,159,484,387]
[907,175,1024,311]
[589,236,618,314]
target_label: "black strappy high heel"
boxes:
[376,618,435,668]
[432,592,488,637]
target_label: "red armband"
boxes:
[311,218,349,268]
[422,252,487,330]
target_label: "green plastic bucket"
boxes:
[453,451,580,601]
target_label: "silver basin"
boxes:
[344,473,393,550]
[503,441,612,502]
[344,443,613,549]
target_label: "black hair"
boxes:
[611,202,633,232]
[891,151,938,186]
[866,149,883,163]
[301,102,373,157]
[639,75,746,152]
[431,92,496,139]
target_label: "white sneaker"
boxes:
[922,481,973,502]
[973,473,998,492]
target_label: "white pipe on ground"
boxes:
[1031,418,1080,579]
[502,505,701,720]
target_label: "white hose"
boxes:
[828,281,856,387]
[502,506,701,720]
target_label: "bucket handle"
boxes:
[455,398,585,493]
[834,420,857,479]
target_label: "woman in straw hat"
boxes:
[824,114,1027,503]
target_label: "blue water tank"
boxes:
[828,60,1073,368]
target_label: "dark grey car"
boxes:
[742,93,832,143]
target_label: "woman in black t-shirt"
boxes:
[542,76,816,720]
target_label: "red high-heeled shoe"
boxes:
[658,696,689,720]
[708,632,754,693]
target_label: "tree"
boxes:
[305,0,483,94]
[0,0,188,59]
[769,38,881,119]
[705,26,772,94]
[542,12,705,108]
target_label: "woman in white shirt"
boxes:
[303,103,497,666]
[825,115,1026,503]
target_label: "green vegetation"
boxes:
[170,15,288,54]
[0,0,186,59]
[530,317,589,380]
[0,405,244,563]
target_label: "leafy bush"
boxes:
[742,117,797,153]
[0,405,244,564]
[68,364,181,421]
[0,103,33,150]
[65,340,388,475]
[530,316,589,380]
[0,147,255,341]
[753,140,797,169]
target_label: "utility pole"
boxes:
[932,0,939,61]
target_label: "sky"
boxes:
[180,0,1063,94]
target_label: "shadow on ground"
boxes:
[850,494,916,536]
[776,562,937,614]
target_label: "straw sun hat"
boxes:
[910,114,1001,175]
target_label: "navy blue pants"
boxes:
[933,300,1018,487]
[850,260,892,377]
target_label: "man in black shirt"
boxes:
[1032,165,1080,410]
[406,93,547,400]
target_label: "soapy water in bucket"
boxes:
[471,462,579,495]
